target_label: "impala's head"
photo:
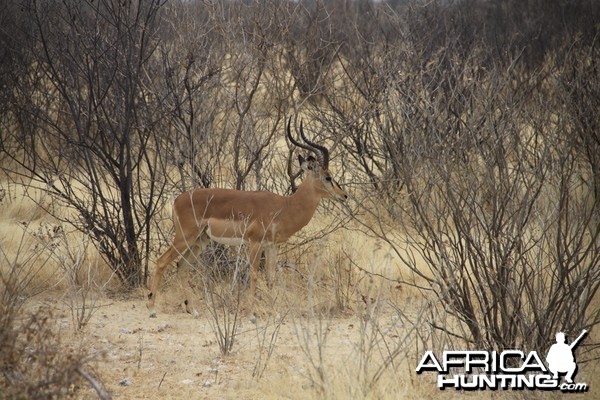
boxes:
[287,118,348,202]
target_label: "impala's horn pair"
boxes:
[286,117,330,169]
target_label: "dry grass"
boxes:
[1,177,599,399]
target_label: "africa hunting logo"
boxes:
[416,330,589,392]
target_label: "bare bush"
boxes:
[0,223,108,399]
[0,308,109,399]
[333,2,600,354]
[0,223,58,310]
[52,233,111,332]
[252,311,287,380]
[202,249,245,356]
[1,0,167,288]
[293,265,420,399]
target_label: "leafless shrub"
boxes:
[269,0,599,360]
[201,242,247,356]
[0,0,168,288]
[0,223,108,399]
[53,233,112,332]
[0,223,58,310]
[252,311,287,380]
[293,254,422,399]
[293,312,331,397]
[326,248,357,312]
[337,13,600,356]
[0,308,109,399]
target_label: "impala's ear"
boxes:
[299,155,317,171]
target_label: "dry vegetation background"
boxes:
[0,0,599,398]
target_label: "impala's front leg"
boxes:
[264,244,278,289]
[148,245,181,318]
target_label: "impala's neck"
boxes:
[281,174,323,233]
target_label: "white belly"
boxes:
[206,225,246,247]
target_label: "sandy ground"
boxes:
[93,299,330,399]
[34,285,425,400]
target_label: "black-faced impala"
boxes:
[147,118,347,317]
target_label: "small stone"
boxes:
[119,377,132,386]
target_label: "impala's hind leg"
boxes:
[148,222,207,318]
[176,236,204,316]
[248,241,263,298]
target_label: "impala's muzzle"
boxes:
[326,177,348,202]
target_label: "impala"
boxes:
[147,118,347,317]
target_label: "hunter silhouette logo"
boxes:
[546,330,588,384]
[416,329,589,392]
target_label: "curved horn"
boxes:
[299,120,329,168]
[286,117,320,156]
